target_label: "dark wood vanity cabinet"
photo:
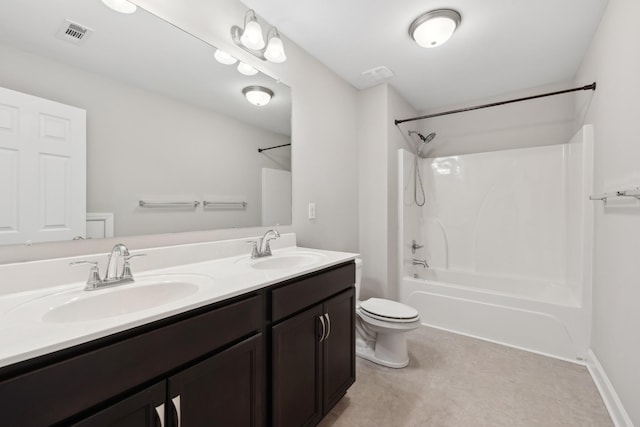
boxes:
[271,263,356,427]
[73,334,263,427]
[0,260,355,427]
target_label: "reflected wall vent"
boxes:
[55,19,94,45]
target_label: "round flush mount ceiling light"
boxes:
[409,9,461,48]
[243,86,274,107]
[101,0,137,14]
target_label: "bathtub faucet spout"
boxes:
[412,258,429,268]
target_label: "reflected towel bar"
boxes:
[589,188,640,203]
[203,201,247,208]
[139,200,200,208]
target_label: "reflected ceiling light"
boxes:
[231,10,287,63]
[409,9,461,48]
[214,49,238,65]
[243,86,274,107]
[237,62,259,76]
[101,0,137,14]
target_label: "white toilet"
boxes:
[354,258,421,368]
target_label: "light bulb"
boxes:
[101,0,137,14]
[264,34,287,63]
[214,49,238,65]
[237,62,259,76]
[240,18,265,50]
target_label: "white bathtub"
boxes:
[399,270,589,362]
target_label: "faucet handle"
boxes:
[123,253,146,261]
[121,254,146,280]
[70,261,101,289]
[246,241,259,259]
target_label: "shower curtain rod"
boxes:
[257,143,291,153]
[394,82,596,125]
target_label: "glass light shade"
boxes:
[264,35,287,63]
[243,86,273,107]
[214,49,238,65]
[101,0,137,14]
[240,19,265,50]
[237,62,259,76]
[410,10,461,48]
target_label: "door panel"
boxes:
[323,288,356,412]
[272,305,323,427]
[168,334,263,427]
[0,86,86,245]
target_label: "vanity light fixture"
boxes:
[237,62,259,76]
[214,49,238,65]
[238,10,265,50]
[409,9,461,48]
[243,86,274,107]
[263,28,287,63]
[101,0,137,14]
[231,9,288,63]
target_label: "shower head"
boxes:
[419,132,436,143]
[408,130,436,144]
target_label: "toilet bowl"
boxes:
[354,259,421,368]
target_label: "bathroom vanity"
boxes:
[0,236,356,426]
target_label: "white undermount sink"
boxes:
[9,274,213,323]
[238,251,327,270]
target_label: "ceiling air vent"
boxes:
[55,19,94,45]
[360,66,394,88]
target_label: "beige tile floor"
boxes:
[319,326,613,427]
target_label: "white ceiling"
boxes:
[242,0,608,112]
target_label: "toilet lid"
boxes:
[359,298,419,322]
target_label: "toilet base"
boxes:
[356,331,410,369]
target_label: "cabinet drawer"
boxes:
[0,294,263,426]
[271,262,355,322]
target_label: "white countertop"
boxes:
[0,243,357,369]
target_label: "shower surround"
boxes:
[398,125,593,361]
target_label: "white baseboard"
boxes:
[586,349,634,427]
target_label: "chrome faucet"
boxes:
[70,243,146,291]
[412,258,429,268]
[105,243,130,281]
[249,229,281,258]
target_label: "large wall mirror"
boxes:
[0,0,292,247]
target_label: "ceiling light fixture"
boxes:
[231,10,287,63]
[214,49,238,65]
[237,62,259,76]
[243,86,274,107]
[101,0,137,14]
[409,9,461,48]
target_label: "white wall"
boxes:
[0,0,359,263]
[575,0,640,424]
[357,83,417,300]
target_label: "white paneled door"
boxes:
[0,87,86,245]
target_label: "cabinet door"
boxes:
[72,382,165,427]
[272,305,324,427]
[167,333,263,427]
[322,288,356,412]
